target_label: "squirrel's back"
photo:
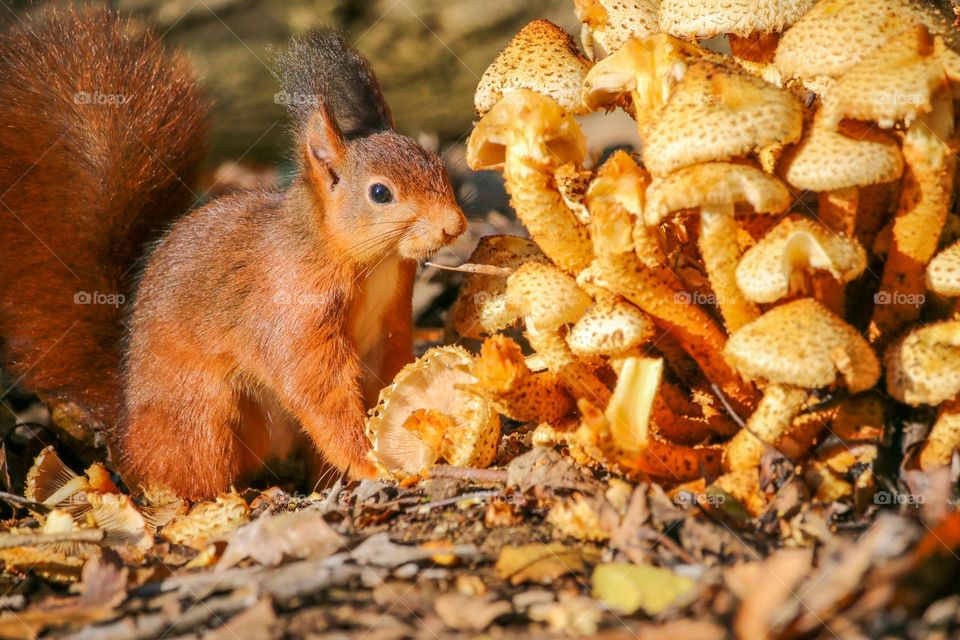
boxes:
[0,8,208,442]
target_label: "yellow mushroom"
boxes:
[467,89,594,273]
[646,162,791,333]
[885,320,960,469]
[474,20,591,117]
[572,0,659,58]
[723,299,880,470]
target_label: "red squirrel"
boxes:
[0,9,466,499]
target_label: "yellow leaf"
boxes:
[592,562,695,615]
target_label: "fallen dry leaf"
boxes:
[495,543,586,585]
[592,562,696,615]
[434,592,511,630]
[726,547,813,639]
[217,508,344,570]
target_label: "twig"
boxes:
[710,383,746,429]
[427,466,508,483]
[424,262,513,277]
[0,528,105,549]
[417,490,502,510]
[0,491,50,514]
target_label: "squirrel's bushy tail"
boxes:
[0,9,208,441]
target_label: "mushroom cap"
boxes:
[582,34,712,113]
[644,162,790,226]
[567,297,656,357]
[366,347,500,476]
[927,241,960,297]
[885,321,960,406]
[574,0,659,55]
[780,116,904,192]
[555,163,593,225]
[659,0,815,39]
[724,298,880,392]
[475,20,591,117]
[775,0,957,90]
[641,61,804,175]
[450,235,545,338]
[467,88,587,172]
[821,26,960,129]
[506,261,594,331]
[736,217,867,303]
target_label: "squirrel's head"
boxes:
[278,29,466,264]
[301,108,466,263]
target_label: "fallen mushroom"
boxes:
[25,447,118,518]
[471,335,575,425]
[474,20,591,117]
[659,0,815,81]
[467,89,594,273]
[572,0,659,58]
[641,60,804,176]
[506,261,610,405]
[645,162,791,332]
[723,298,880,470]
[780,114,903,237]
[774,0,957,96]
[735,216,866,316]
[885,320,960,469]
[366,346,501,477]
[820,26,960,347]
[160,491,251,550]
[586,152,759,416]
[450,235,545,338]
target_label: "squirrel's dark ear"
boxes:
[303,98,346,190]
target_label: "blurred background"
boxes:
[2,0,639,327]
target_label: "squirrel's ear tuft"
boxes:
[303,98,347,190]
[276,28,394,139]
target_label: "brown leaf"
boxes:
[726,548,812,639]
[434,592,511,630]
[217,509,343,570]
[506,447,599,494]
[495,543,586,585]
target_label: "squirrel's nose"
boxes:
[442,210,467,240]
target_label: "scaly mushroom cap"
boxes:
[467,88,587,172]
[736,217,867,303]
[450,235,545,338]
[927,241,960,297]
[775,0,957,92]
[366,347,501,477]
[581,34,712,115]
[573,0,659,55]
[475,20,591,117]
[641,61,803,175]
[725,298,880,392]
[555,163,593,224]
[659,0,815,38]
[780,117,904,192]
[821,26,960,129]
[885,321,960,406]
[567,297,656,357]
[645,162,790,226]
[507,262,594,331]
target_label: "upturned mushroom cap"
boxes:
[567,297,656,357]
[641,61,803,175]
[775,0,957,91]
[506,262,593,331]
[736,217,867,303]
[780,117,904,192]
[659,0,815,38]
[725,298,880,392]
[927,241,960,297]
[467,88,587,172]
[573,0,659,55]
[582,34,713,115]
[885,321,960,406]
[475,20,591,117]
[644,162,790,226]
[820,26,960,129]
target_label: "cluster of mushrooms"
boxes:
[366,0,960,511]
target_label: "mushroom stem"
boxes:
[818,187,858,236]
[724,383,810,470]
[505,154,594,274]
[698,203,760,333]
[870,92,956,347]
[526,320,611,407]
[920,398,960,470]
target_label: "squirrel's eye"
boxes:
[369,183,393,204]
